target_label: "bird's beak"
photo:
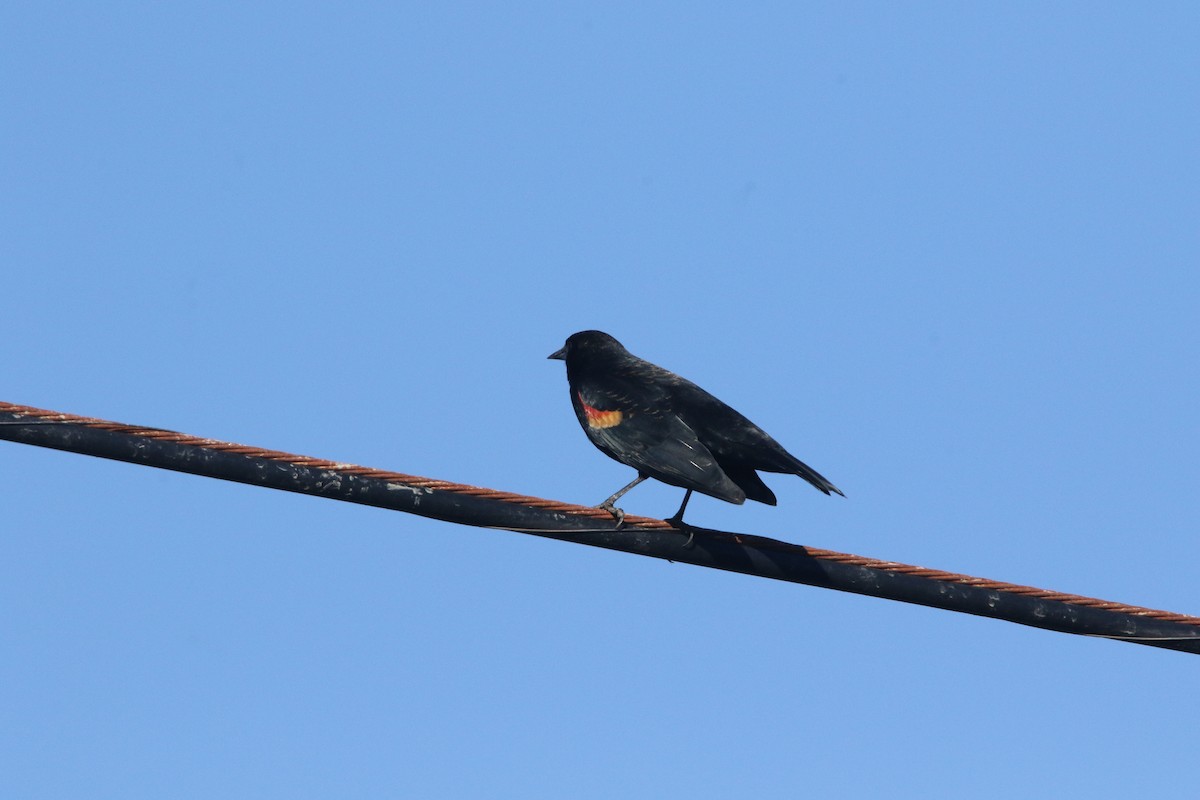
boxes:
[547,346,566,360]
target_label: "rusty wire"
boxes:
[2,399,1198,636]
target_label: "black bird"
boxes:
[548,330,843,525]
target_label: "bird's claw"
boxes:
[665,514,696,549]
[598,502,626,530]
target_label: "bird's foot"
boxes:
[665,513,696,549]
[597,501,626,530]
[666,489,694,548]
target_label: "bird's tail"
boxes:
[790,457,844,496]
[722,465,778,505]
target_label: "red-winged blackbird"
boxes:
[549,330,843,525]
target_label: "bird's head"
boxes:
[548,330,626,362]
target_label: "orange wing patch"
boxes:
[578,393,624,429]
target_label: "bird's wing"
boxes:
[672,381,844,496]
[575,383,745,504]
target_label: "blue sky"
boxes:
[3,3,1198,797]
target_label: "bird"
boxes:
[548,330,843,527]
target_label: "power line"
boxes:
[2,400,1197,655]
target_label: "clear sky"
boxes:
[3,3,1198,797]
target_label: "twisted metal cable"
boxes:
[2,400,1197,650]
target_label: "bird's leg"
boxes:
[666,489,696,548]
[597,474,647,528]
[666,489,693,525]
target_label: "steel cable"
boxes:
[2,400,1197,654]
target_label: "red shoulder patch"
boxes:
[578,392,624,429]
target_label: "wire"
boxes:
[2,399,1197,655]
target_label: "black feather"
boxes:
[550,330,843,520]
